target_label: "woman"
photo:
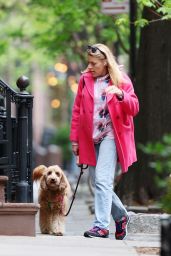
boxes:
[70,44,139,239]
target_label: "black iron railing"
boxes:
[0,76,33,203]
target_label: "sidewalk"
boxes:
[0,182,160,256]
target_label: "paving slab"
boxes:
[0,235,138,256]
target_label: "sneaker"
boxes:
[84,226,109,238]
[115,216,130,240]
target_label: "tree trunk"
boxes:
[117,8,171,205]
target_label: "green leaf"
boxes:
[0,40,8,55]
[137,0,156,8]
[114,18,128,26]
[135,19,149,28]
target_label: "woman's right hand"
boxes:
[72,143,79,156]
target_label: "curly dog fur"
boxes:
[33,165,71,236]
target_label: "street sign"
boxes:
[101,0,129,14]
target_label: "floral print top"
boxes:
[93,74,114,144]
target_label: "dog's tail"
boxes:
[32,165,47,181]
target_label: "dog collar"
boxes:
[47,194,64,212]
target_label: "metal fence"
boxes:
[0,76,33,202]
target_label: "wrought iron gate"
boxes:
[0,76,33,203]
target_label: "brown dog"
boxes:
[33,165,71,236]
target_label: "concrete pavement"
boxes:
[0,181,160,256]
[0,199,138,256]
[0,235,138,256]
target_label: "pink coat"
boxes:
[70,72,139,173]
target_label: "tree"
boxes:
[28,0,123,63]
[0,0,121,62]
[117,3,171,205]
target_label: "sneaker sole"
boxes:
[84,235,109,238]
[84,233,109,238]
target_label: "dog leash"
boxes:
[65,164,88,216]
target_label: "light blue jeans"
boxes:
[89,137,128,230]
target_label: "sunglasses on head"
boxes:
[87,45,106,58]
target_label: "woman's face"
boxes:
[87,55,108,78]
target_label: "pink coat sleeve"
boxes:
[70,75,84,142]
[118,74,139,117]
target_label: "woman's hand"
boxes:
[72,142,79,156]
[105,85,124,99]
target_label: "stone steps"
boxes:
[0,175,39,236]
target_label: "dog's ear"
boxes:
[59,169,71,196]
[32,165,47,181]
[40,175,47,190]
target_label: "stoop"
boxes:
[0,176,39,236]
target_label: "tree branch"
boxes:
[115,29,129,54]
[72,32,86,61]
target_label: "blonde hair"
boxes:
[86,43,123,87]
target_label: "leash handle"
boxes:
[77,163,89,169]
[64,164,88,216]
[76,156,88,170]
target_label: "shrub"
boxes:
[139,134,171,213]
